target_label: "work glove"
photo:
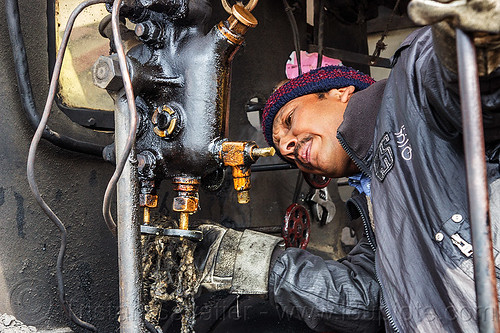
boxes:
[194,224,284,294]
[408,0,500,76]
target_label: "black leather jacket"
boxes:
[268,27,500,333]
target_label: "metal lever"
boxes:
[456,27,499,332]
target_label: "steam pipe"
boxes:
[456,28,500,333]
[115,95,145,332]
[111,0,145,329]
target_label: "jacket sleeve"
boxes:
[268,237,382,333]
[392,27,500,144]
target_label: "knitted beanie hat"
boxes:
[261,65,375,148]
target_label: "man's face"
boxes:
[271,87,357,178]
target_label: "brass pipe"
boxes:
[217,140,275,204]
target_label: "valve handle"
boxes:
[221,0,259,14]
[282,203,311,249]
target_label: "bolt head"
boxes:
[172,196,198,212]
[92,55,123,91]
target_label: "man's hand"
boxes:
[194,224,242,292]
[408,0,500,34]
[194,224,284,294]
[408,0,500,75]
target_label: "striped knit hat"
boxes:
[261,65,375,148]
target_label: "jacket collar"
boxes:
[336,79,387,175]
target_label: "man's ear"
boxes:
[327,86,355,103]
[339,85,355,103]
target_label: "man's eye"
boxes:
[285,112,293,126]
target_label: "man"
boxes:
[194,1,500,332]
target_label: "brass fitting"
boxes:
[172,177,201,230]
[217,4,258,45]
[151,105,180,138]
[140,193,158,224]
[217,141,275,204]
[221,0,258,14]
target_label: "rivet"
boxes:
[452,214,463,223]
[435,232,444,242]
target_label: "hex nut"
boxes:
[139,193,158,207]
[92,55,123,91]
[172,196,198,212]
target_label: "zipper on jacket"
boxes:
[337,132,372,177]
[346,178,401,333]
[338,129,401,332]
[347,196,376,252]
[451,233,473,257]
[374,264,400,333]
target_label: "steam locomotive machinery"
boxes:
[92,0,274,330]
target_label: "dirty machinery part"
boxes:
[92,1,274,330]
[142,216,199,333]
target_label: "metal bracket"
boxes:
[140,225,203,241]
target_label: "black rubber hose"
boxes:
[316,0,325,69]
[26,0,107,330]
[5,0,105,157]
[282,0,302,76]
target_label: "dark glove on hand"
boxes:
[408,0,500,75]
[194,224,283,294]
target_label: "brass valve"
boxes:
[139,176,203,241]
[217,141,275,204]
[217,4,258,45]
[172,177,200,230]
[221,0,258,14]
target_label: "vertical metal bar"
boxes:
[456,28,500,333]
[115,96,146,332]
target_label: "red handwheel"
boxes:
[282,203,311,249]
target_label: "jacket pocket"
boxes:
[434,213,500,281]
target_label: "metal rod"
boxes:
[308,44,392,69]
[316,0,325,69]
[233,225,282,233]
[251,163,296,172]
[456,28,500,333]
[115,96,146,332]
[103,0,140,236]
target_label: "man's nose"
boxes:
[279,136,296,157]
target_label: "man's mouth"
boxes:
[294,137,314,170]
[299,141,311,163]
